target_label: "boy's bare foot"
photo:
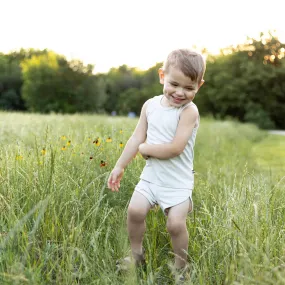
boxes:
[116,248,146,272]
[173,266,189,284]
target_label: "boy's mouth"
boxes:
[171,96,184,103]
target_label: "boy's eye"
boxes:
[185,87,193,91]
[170,82,178,86]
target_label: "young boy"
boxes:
[107,49,205,276]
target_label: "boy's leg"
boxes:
[127,191,151,261]
[166,199,191,269]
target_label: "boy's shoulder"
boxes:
[180,102,200,127]
[149,94,163,102]
[144,94,163,107]
[143,95,163,117]
[181,102,199,114]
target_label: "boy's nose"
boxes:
[176,87,184,95]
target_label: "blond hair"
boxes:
[163,49,206,84]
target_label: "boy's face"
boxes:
[159,67,203,107]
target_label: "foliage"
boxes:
[102,65,143,113]
[0,53,24,110]
[196,31,285,129]
[21,52,105,113]
[0,31,285,129]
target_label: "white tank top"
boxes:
[140,95,199,189]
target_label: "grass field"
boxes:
[0,112,285,285]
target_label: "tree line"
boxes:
[0,31,284,129]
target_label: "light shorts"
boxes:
[134,179,193,215]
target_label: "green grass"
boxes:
[252,134,285,176]
[0,112,285,284]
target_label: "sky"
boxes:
[1,0,285,73]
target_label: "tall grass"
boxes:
[0,112,284,284]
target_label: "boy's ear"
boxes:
[198,79,205,89]
[158,68,165,84]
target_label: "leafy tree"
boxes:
[1,32,284,129]
[197,31,285,129]
[21,51,105,113]
[21,51,61,112]
[0,53,24,110]
[103,65,142,113]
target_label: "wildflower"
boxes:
[119,142,124,148]
[100,160,107,167]
[67,140,71,146]
[119,129,123,134]
[41,148,46,155]
[16,154,23,160]
[88,137,91,142]
[90,156,93,160]
[61,135,66,140]
[106,137,112,143]
[61,146,66,151]
[93,138,101,147]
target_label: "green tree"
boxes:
[0,53,24,110]
[21,51,61,112]
[103,65,142,113]
[196,31,285,129]
[21,51,105,113]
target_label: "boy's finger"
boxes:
[108,180,114,189]
[107,176,113,189]
[114,183,118,192]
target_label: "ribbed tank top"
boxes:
[140,95,199,189]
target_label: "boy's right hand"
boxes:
[107,167,124,192]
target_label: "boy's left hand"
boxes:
[139,143,150,160]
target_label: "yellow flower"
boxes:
[41,148,46,155]
[66,140,71,146]
[119,129,123,134]
[61,135,66,140]
[16,154,23,160]
[119,142,124,148]
[61,146,66,151]
[93,138,101,146]
[106,137,112,143]
[88,137,91,142]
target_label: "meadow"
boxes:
[0,112,285,285]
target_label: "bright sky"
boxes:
[1,0,284,73]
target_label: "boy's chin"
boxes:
[164,96,180,107]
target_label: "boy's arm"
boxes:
[107,100,149,191]
[139,105,198,159]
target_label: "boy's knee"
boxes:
[167,219,186,236]
[127,205,146,222]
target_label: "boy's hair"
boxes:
[163,49,206,84]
